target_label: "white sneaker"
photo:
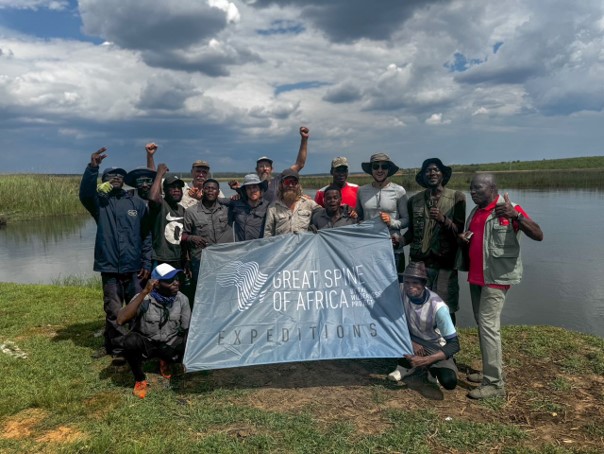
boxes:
[387,365,415,382]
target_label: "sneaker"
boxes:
[159,360,172,379]
[387,366,415,382]
[467,384,505,399]
[133,380,149,399]
[467,372,483,383]
[426,370,438,385]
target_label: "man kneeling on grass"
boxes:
[116,264,191,399]
[388,261,459,391]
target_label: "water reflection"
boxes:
[0,215,95,284]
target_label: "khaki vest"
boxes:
[457,194,523,285]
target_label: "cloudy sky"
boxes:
[1,0,603,174]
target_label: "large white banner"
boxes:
[183,219,412,371]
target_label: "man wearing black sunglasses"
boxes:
[80,147,152,359]
[357,153,409,270]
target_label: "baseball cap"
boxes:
[151,263,182,281]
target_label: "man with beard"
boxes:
[403,158,465,325]
[182,179,233,298]
[310,186,357,231]
[264,169,319,237]
[230,126,309,204]
[116,263,191,399]
[148,163,186,269]
[79,147,151,358]
[180,160,224,209]
[314,157,359,208]
[356,153,409,271]
[459,173,543,399]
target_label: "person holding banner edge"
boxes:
[388,261,459,391]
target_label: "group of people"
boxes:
[80,126,543,400]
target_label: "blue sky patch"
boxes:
[275,81,329,95]
[444,52,485,72]
[0,1,101,43]
[256,20,305,36]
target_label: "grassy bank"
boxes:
[1,156,603,222]
[1,281,602,453]
[0,175,87,222]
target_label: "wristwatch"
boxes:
[515,212,524,222]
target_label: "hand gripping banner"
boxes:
[183,219,412,371]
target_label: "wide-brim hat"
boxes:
[241,173,269,192]
[361,153,399,177]
[124,167,157,187]
[398,261,428,282]
[415,158,452,188]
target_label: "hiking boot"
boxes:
[133,380,149,399]
[387,366,415,382]
[159,360,172,379]
[468,384,505,400]
[467,372,483,383]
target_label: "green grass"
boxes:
[1,282,603,453]
[0,175,87,221]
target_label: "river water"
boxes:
[1,189,603,338]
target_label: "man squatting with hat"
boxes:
[458,173,543,399]
[314,156,359,208]
[230,126,310,204]
[116,263,191,399]
[402,158,465,325]
[388,261,460,391]
[79,147,152,358]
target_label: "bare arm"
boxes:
[290,126,309,173]
[149,163,168,205]
[146,143,157,170]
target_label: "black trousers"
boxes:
[101,272,142,354]
[121,331,186,382]
[397,357,458,390]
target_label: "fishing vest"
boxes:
[462,194,523,285]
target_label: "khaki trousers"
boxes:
[470,284,507,388]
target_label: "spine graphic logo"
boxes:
[217,261,269,311]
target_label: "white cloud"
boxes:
[425,113,451,125]
[2,0,604,173]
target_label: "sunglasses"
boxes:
[135,177,153,186]
[371,163,390,171]
[105,173,124,180]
